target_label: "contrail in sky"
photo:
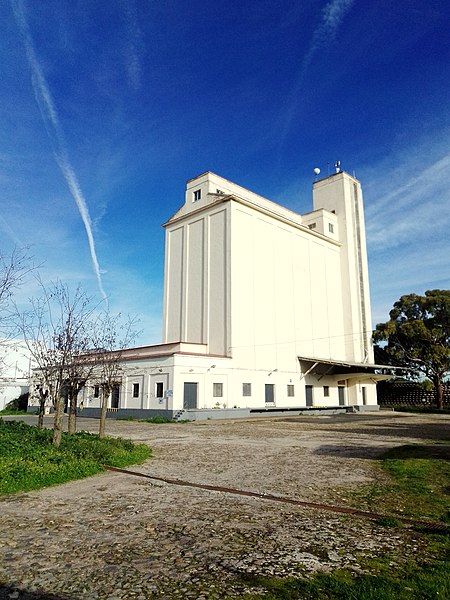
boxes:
[279,0,354,150]
[302,0,354,75]
[120,0,144,91]
[10,0,108,301]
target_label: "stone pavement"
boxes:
[1,412,448,599]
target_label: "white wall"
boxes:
[313,172,374,363]
[229,202,346,372]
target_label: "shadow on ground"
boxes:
[0,585,70,600]
[310,421,450,443]
[314,443,450,461]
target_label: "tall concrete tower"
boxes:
[312,171,373,363]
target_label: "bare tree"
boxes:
[29,369,49,429]
[17,280,99,445]
[0,247,34,373]
[90,313,139,438]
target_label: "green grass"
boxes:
[234,442,450,599]
[379,444,450,524]
[119,415,184,424]
[0,418,151,495]
[0,409,28,416]
[239,554,450,599]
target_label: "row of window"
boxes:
[93,382,164,399]
[95,382,338,400]
[212,382,296,399]
[134,382,164,398]
[308,222,335,233]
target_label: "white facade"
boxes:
[32,170,384,418]
[0,341,32,410]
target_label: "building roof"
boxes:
[298,356,404,379]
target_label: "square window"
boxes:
[132,383,140,398]
[156,382,164,398]
[308,222,316,230]
[213,383,223,397]
[193,189,201,202]
[242,383,252,396]
[323,385,330,397]
[287,384,294,397]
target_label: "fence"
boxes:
[377,381,450,408]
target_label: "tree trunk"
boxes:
[67,388,77,434]
[99,386,110,439]
[433,376,444,410]
[37,394,45,429]
[53,391,65,448]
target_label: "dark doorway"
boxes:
[305,385,313,407]
[183,382,198,409]
[111,385,120,409]
[338,386,345,406]
[265,383,275,404]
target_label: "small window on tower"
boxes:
[308,222,316,230]
[328,223,334,233]
[193,189,201,202]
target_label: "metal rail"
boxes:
[104,465,448,532]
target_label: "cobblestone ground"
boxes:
[1,412,449,599]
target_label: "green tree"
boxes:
[373,290,450,409]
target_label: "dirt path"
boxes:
[1,412,449,599]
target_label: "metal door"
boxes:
[111,385,120,408]
[305,385,313,407]
[183,382,198,409]
[265,384,274,404]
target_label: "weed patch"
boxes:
[236,441,450,599]
[0,419,151,495]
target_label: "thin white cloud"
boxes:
[302,0,355,75]
[0,214,25,247]
[120,0,144,91]
[364,142,450,325]
[279,0,354,151]
[10,0,107,301]
[366,152,450,250]
[366,153,450,219]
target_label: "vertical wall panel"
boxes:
[208,210,227,355]
[309,241,329,357]
[165,227,184,342]
[186,218,205,342]
[253,218,276,368]
[231,209,256,367]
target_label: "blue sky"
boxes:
[1,0,449,346]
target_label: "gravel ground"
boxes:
[1,411,449,599]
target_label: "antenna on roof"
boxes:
[335,160,341,173]
[313,167,321,181]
